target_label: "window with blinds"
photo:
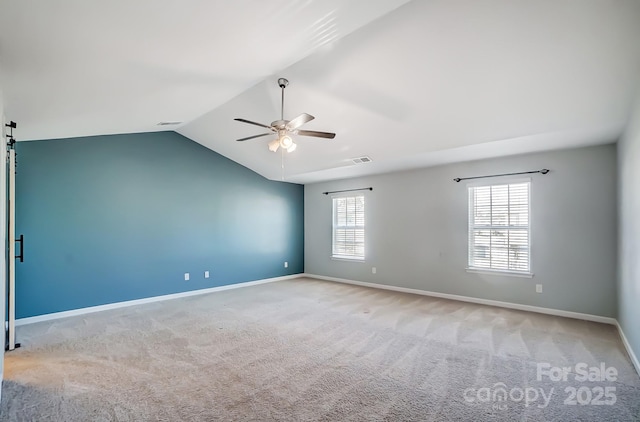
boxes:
[468,181,530,273]
[332,195,365,260]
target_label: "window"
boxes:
[468,181,530,274]
[332,195,365,260]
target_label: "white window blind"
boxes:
[468,181,530,273]
[332,195,365,260]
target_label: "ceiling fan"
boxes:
[234,78,336,153]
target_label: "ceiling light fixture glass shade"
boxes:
[267,131,298,153]
[279,134,293,149]
[268,138,280,152]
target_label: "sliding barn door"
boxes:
[7,147,16,350]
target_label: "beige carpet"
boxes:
[1,277,639,421]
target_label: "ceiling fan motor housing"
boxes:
[271,120,288,130]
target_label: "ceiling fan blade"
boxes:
[236,133,273,142]
[285,113,315,131]
[234,118,274,130]
[296,130,336,139]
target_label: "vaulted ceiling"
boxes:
[2,0,640,183]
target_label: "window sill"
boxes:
[466,268,534,278]
[331,256,365,263]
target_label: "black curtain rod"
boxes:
[454,169,549,183]
[323,187,373,195]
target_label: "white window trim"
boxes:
[467,177,532,277]
[331,194,366,261]
[466,268,534,278]
[466,176,531,188]
[331,255,366,262]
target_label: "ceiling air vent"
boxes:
[157,121,182,126]
[352,156,372,164]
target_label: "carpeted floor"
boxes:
[1,277,639,421]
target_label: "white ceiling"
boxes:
[2,0,640,183]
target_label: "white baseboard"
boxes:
[15,274,302,327]
[616,322,640,376]
[305,274,617,325]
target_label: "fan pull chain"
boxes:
[281,148,285,181]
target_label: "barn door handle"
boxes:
[15,234,24,262]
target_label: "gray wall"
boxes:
[305,144,618,317]
[618,93,640,360]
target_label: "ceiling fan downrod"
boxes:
[278,78,288,121]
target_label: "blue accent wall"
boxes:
[15,131,304,318]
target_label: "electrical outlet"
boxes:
[204,271,209,279]
[536,284,542,293]
[184,273,190,281]
[284,262,288,268]
[372,267,377,274]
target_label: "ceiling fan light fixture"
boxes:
[279,134,293,149]
[268,138,280,152]
[234,78,336,153]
